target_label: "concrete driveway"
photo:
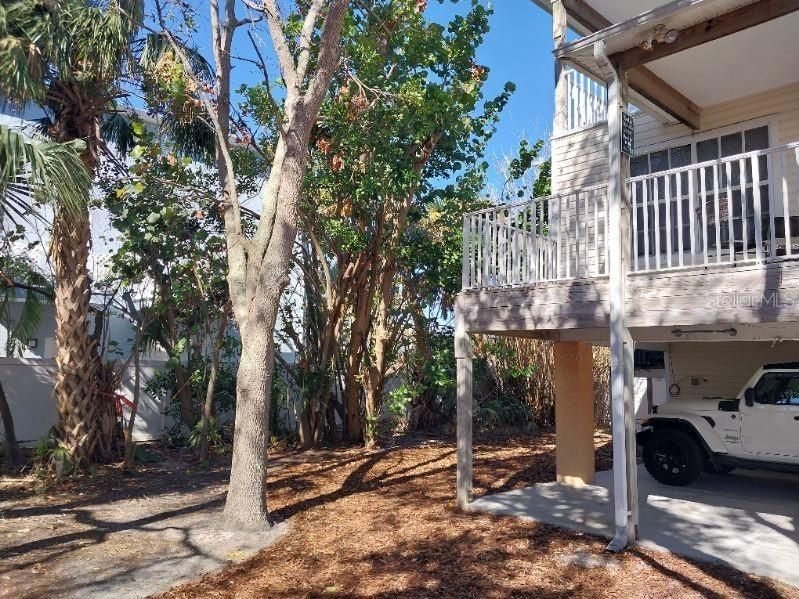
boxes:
[469,466,799,588]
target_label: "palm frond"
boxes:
[162,116,216,163]
[0,0,57,103]
[138,32,214,84]
[0,124,91,217]
[5,287,42,356]
[70,0,144,84]
[0,259,53,357]
[101,111,137,157]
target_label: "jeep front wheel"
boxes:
[643,428,704,486]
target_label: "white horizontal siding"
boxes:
[551,123,609,194]
[635,82,799,150]
[667,341,799,402]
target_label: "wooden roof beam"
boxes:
[626,67,701,130]
[611,0,799,70]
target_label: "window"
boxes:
[632,123,771,257]
[753,372,799,406]
[632,143,693,256]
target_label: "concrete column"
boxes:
[454,306,473,509]
[554,341,596,486]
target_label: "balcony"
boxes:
[463,142,799,290]
[564,66,607,133]
[459,142,799,338]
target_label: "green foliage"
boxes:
[33,428,76,478]
[0,0,142,105]
[146,349,238,445]
[497,137,550,203]
[396,325,458,431]
[188,417,227,456]
[0,125,90,220]
[478,338,538,379]
[99,121,250,438]
[474,394,534,431]
[0,254,52,357]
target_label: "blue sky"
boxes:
[426,0,555,189]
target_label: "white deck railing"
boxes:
[629,142,799,272]
[565,66,607,132]
[461,186,609,289]
[462,142,799,290]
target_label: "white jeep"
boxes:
[637,363,799,486]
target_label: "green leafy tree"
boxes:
[257,0,511,445]
[99,123,244,446]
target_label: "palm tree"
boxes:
[0,124,91,467]
[0,0,143,462]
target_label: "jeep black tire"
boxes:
[643,428,704,486]
[704,461,736,475]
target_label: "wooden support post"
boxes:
[554,341,596,486]
[553,0,568,141]
[597,40,639,550]
[455,305,473,509]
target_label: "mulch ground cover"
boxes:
[2,432,796,598]
[155,432,796,599]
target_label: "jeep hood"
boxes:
[656,399,729,415]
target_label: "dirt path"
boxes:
[2,433,797,598]
[0,456,286,598]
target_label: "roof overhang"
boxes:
[536,0,799,131]
[556,0,797,76]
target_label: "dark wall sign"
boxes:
[621,111,634,157]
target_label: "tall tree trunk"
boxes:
[224,142,311,528]
[195,0,348,530]
[0,378,24,468]
[342,289,369,442]
[52,207,101,463]
[223,303,277,530]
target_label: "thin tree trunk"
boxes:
[123,329,142,470]
[342,267,375,442]
[174,363,197,429]
[198,305,230,461]
[0,379,24,468]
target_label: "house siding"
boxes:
[551,122,609,193]
[666,340,799,402]
[551,82,799,195]
[634,82,799,152]
[544,82,799,281]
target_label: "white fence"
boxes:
[0,358,169,445]
[629,142,799,272]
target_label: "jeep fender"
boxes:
[640,415,728,455]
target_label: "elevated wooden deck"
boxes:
[457,259,799,342]
[459,142,799,342]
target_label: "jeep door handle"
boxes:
[795,416,799,421]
